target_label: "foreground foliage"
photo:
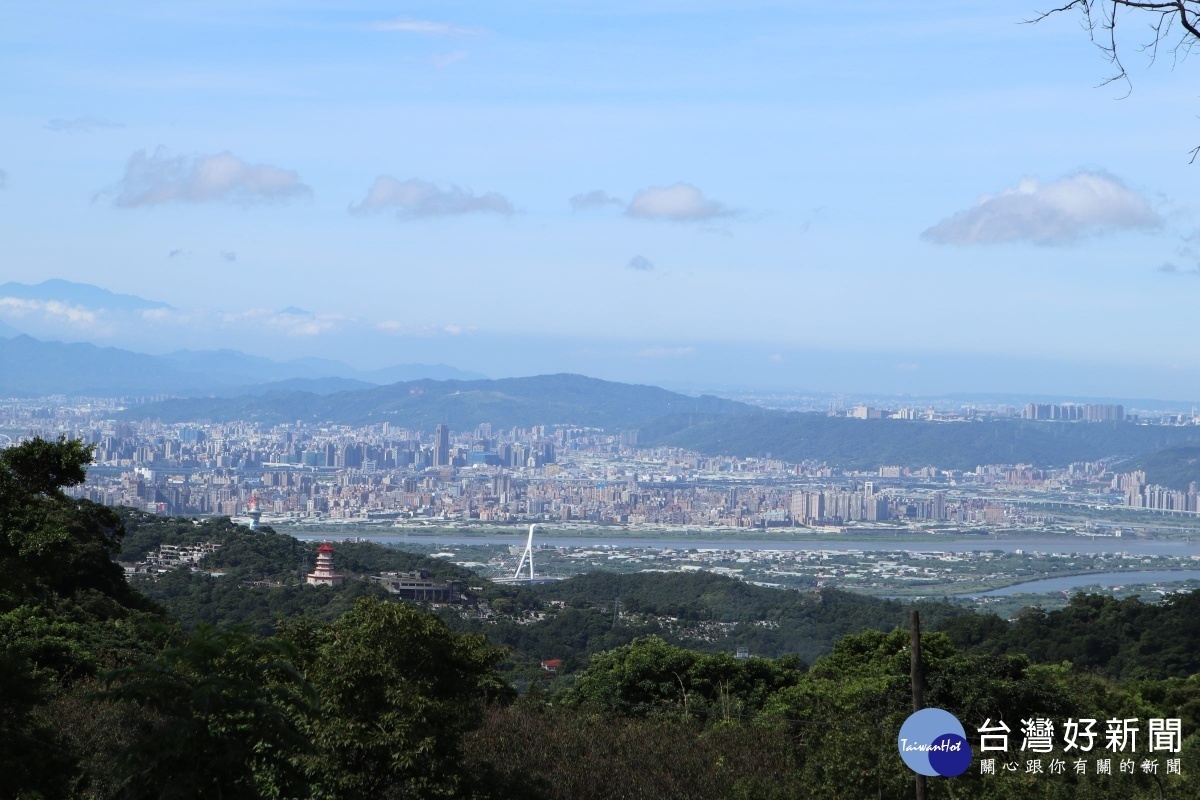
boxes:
[5,436,1200,799]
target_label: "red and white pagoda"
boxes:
[306,543,345,587]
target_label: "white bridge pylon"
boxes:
[512,524,537,581]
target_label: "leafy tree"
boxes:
[100,626,315,800]
[0,640,77,799]
[0,437,163,799]
[282,597,511,799]
[0,437,147,613]
[463,702,804,800]
[569,635,805,720]
[760,628,1106,799]
[141,567,389,636]
[944,590,1200,681]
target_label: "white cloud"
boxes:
[377,320,476,337]
[626,182,735,222]
[104,148,312,207]
[0,297,100,328]
[627,255,654,271]
[350,176,513,219]
[922,171,1161,245]
[636,346,695,358]
[570,189,623,211]
[220,251,237,262]
[0,169,6,188]
[371,18,483,36]
[219,307,350,337]
[44,116,124,134]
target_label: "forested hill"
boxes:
[641,413,1200,470]
[117,511,475,634]
[122,373,754,429]
[942,590,1200,681]
[1116,446,1200,491]
[495,571,967,667]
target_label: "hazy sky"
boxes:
[4,2,1200,395]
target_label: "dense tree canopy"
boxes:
[282,597,511,799]
[3,435,1200,799]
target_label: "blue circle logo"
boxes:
[898,708,972,777]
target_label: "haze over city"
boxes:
[4,2,1200,397]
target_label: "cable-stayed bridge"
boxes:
[491,524,561,584]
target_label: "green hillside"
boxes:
[1116,446,1200,491]
[643,412,1200,469]
[472,572,966,669]
[118,511,474,635]
[125,373,752,430]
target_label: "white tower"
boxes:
[513,524,537,582]
[247,496,262,530]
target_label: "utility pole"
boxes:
[910,609,925,800]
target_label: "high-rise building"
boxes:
[810,492,825,522]
[932,491,947,521]
[434,424,451,467]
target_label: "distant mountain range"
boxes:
[9,326,1200,468]
[123,373,753,430]
[155,348,486,390]
[0,335,484,398]
[0,336,221,397]
[0,280,489,390]
[0,278,172,311]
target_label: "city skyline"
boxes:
[4,3,1200,397]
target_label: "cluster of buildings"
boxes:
[1115,471,1200,513]
[78,420,558,474]
[1022,403,1126,422]
[840,402,1129,423]
[122,541,222,577]
[788,483,893,524]
[0,395,1191,531]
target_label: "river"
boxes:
[294,531,1200,557]
[959,570,1200,598]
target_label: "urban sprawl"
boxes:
[6,397,1198,533]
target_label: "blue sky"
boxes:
[3,1,1199,396]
